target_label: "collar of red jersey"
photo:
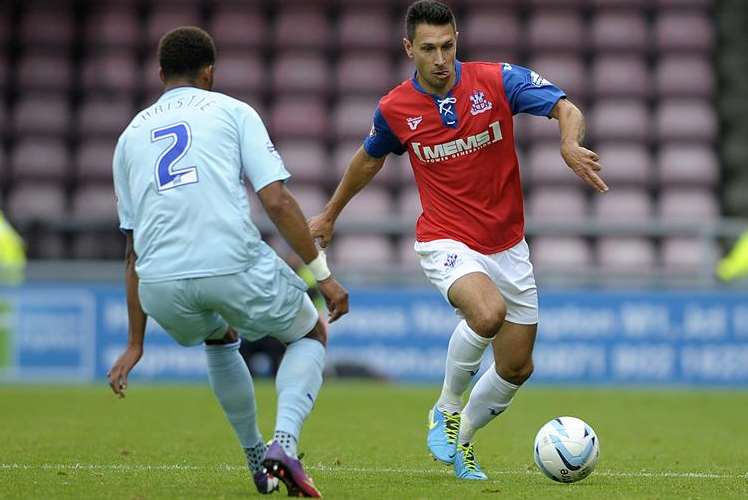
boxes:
[411,60,463,96]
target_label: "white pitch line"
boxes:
[0,463,745,480]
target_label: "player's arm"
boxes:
[550,98,608,193]
[308,146,386,248]
[258,182,349,322]
[309,105,401,247]
[108,136,144,398]
[502,63,608,193]
[107,230,145,398]
[239,105,348,322]
[123,231,147,349]
[258,182,324,264]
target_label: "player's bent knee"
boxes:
[519,361,534,383]
[496,300,508,324]
[204,327,238,345]
[302,320,327,347]
[469,302,507,337]
[497,359,534,385]
[470,315,503,338]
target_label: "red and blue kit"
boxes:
[364,61,565,255]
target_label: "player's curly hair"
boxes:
[158,26,216,80]
[405,0,456,41]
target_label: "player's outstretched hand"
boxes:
[107,345,142,399]
[560,143,609,193]
[318,277,349,323]
[308,214,334,248]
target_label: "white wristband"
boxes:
[307,251,331,282]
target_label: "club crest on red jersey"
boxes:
[469,90,493,116]
[407,115,423,130]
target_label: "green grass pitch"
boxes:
[1,382,746,499]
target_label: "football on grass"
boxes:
[533,416,600,483]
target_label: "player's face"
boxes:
[404,23,458,94]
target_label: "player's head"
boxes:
[158,26,216,90]
[403,0,458,93]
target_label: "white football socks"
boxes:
[436,320,493,414]
[459,363,519,445]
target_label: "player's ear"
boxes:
[201,65,215,89]
[403,37,414,58]
[159,67,166,84]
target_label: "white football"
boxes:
[533,416,600,483]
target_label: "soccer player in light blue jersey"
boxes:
[106,27,348,497]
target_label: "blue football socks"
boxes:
[205,340,263,450]
[274,338,326,457]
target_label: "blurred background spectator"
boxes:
[0,0,742,288]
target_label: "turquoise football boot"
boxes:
[453,442,488,480]
[427,405,460,464]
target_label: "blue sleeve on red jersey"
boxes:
[501,63,566,117]
[363,106,406,158]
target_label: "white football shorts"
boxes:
[414,238,539,325]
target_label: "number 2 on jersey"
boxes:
[151,122,198,192]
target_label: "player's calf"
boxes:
[492,322,536,386]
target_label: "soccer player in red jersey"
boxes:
[310,0,608,480]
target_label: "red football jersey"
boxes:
[365,61,565,255]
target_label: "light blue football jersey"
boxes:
[113,87,290,283]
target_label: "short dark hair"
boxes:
[158,26,216,80]
[405,0,456,41]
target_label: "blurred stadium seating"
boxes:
[0,0,736,285]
